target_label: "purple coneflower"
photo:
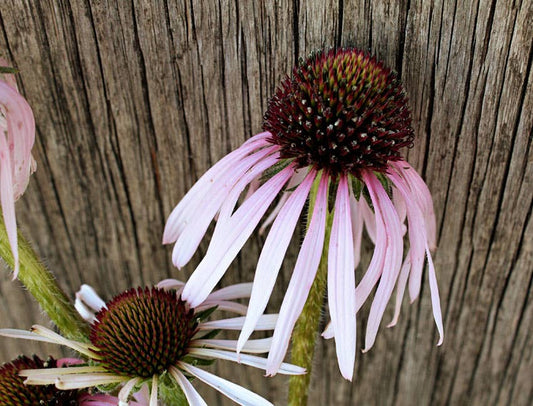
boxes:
[0,61,36,278]
[0,280,304,405]
[0,355,88,405]
[163,48,444,380]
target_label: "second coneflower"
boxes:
[163,48,444,380]
[1,280,304,405]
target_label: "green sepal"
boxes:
[194,306,218,323]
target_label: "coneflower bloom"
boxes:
[163,48,444,380]
[0,279,304,405]
[0,355,88,405]
[0,61,36,278]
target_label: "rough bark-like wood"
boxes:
[0,0,532,404]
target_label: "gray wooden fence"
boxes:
[0,1,531,405]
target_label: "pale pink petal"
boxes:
[387,254,411,327]
[360,197,376,243]
[199,314,278,331]
[328,175,356,380]
[354,197,386,313]
[362,172,403,352]
[74,298,95,323]
[426,245,444,345]
[393,161,437,250]
[188,348,305,375]
[349,193,364,268]
[56,358,84,367]
[266,174,329,375]
[237,169,315,353]
[169,366,208,406]
[259,168,307,235]
[163,133,270,244]
[181,166,294,307]
[156,278,185,290]
[178,362,274,406]
[388,171,427,302]
[321,321,333,339]
[172,147,278,268]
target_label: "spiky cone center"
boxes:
[0,355,80,405]
[263,48,414,178]
[90,287,198,378]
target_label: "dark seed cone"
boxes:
[0,355,80,405]
[90,287,198,378]
[263,48,414,177]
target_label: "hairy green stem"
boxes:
[0,217,89,341]
[288,174,332,406]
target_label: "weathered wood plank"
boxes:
[0,0,531,404]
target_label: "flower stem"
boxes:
[288,174,332,406]
[0,216,89,341]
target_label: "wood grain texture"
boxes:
[0,0,532,404]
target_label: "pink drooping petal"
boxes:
[181,166,293,308]
[172,147,279,268]
[162,136,272,244]
[210,152,281,241]
[426,244,444,345]
[169,366,208,406]
[388,171,427,302]
[0,80,36,199]
[362,171,403,352]
[156,278,185,290]
[349,193,364,268]
[387,254,411,327]
[178,362,274,406]
[0,132,18,278]
[207,282,253,301]
[266,174,329,376]
[360,196,377,243]
[259,168,308,235]
[393,161,437,250]
[237,170,315,353]
[354,194,386,313]
[328,175,356,380]
[56,358,84,367]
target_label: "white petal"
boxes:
[169,366,208,406]
[55,374,127,390]
[156,279,185,290]
[192,337,273,353]
[195,300,248,315]
[178,362,273,406]
[150,375,158,406]
[266,174,329,375]
[119,377,141,403]
[76,284,106,313]
[199,314,278,331]
[189,348,305,375]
